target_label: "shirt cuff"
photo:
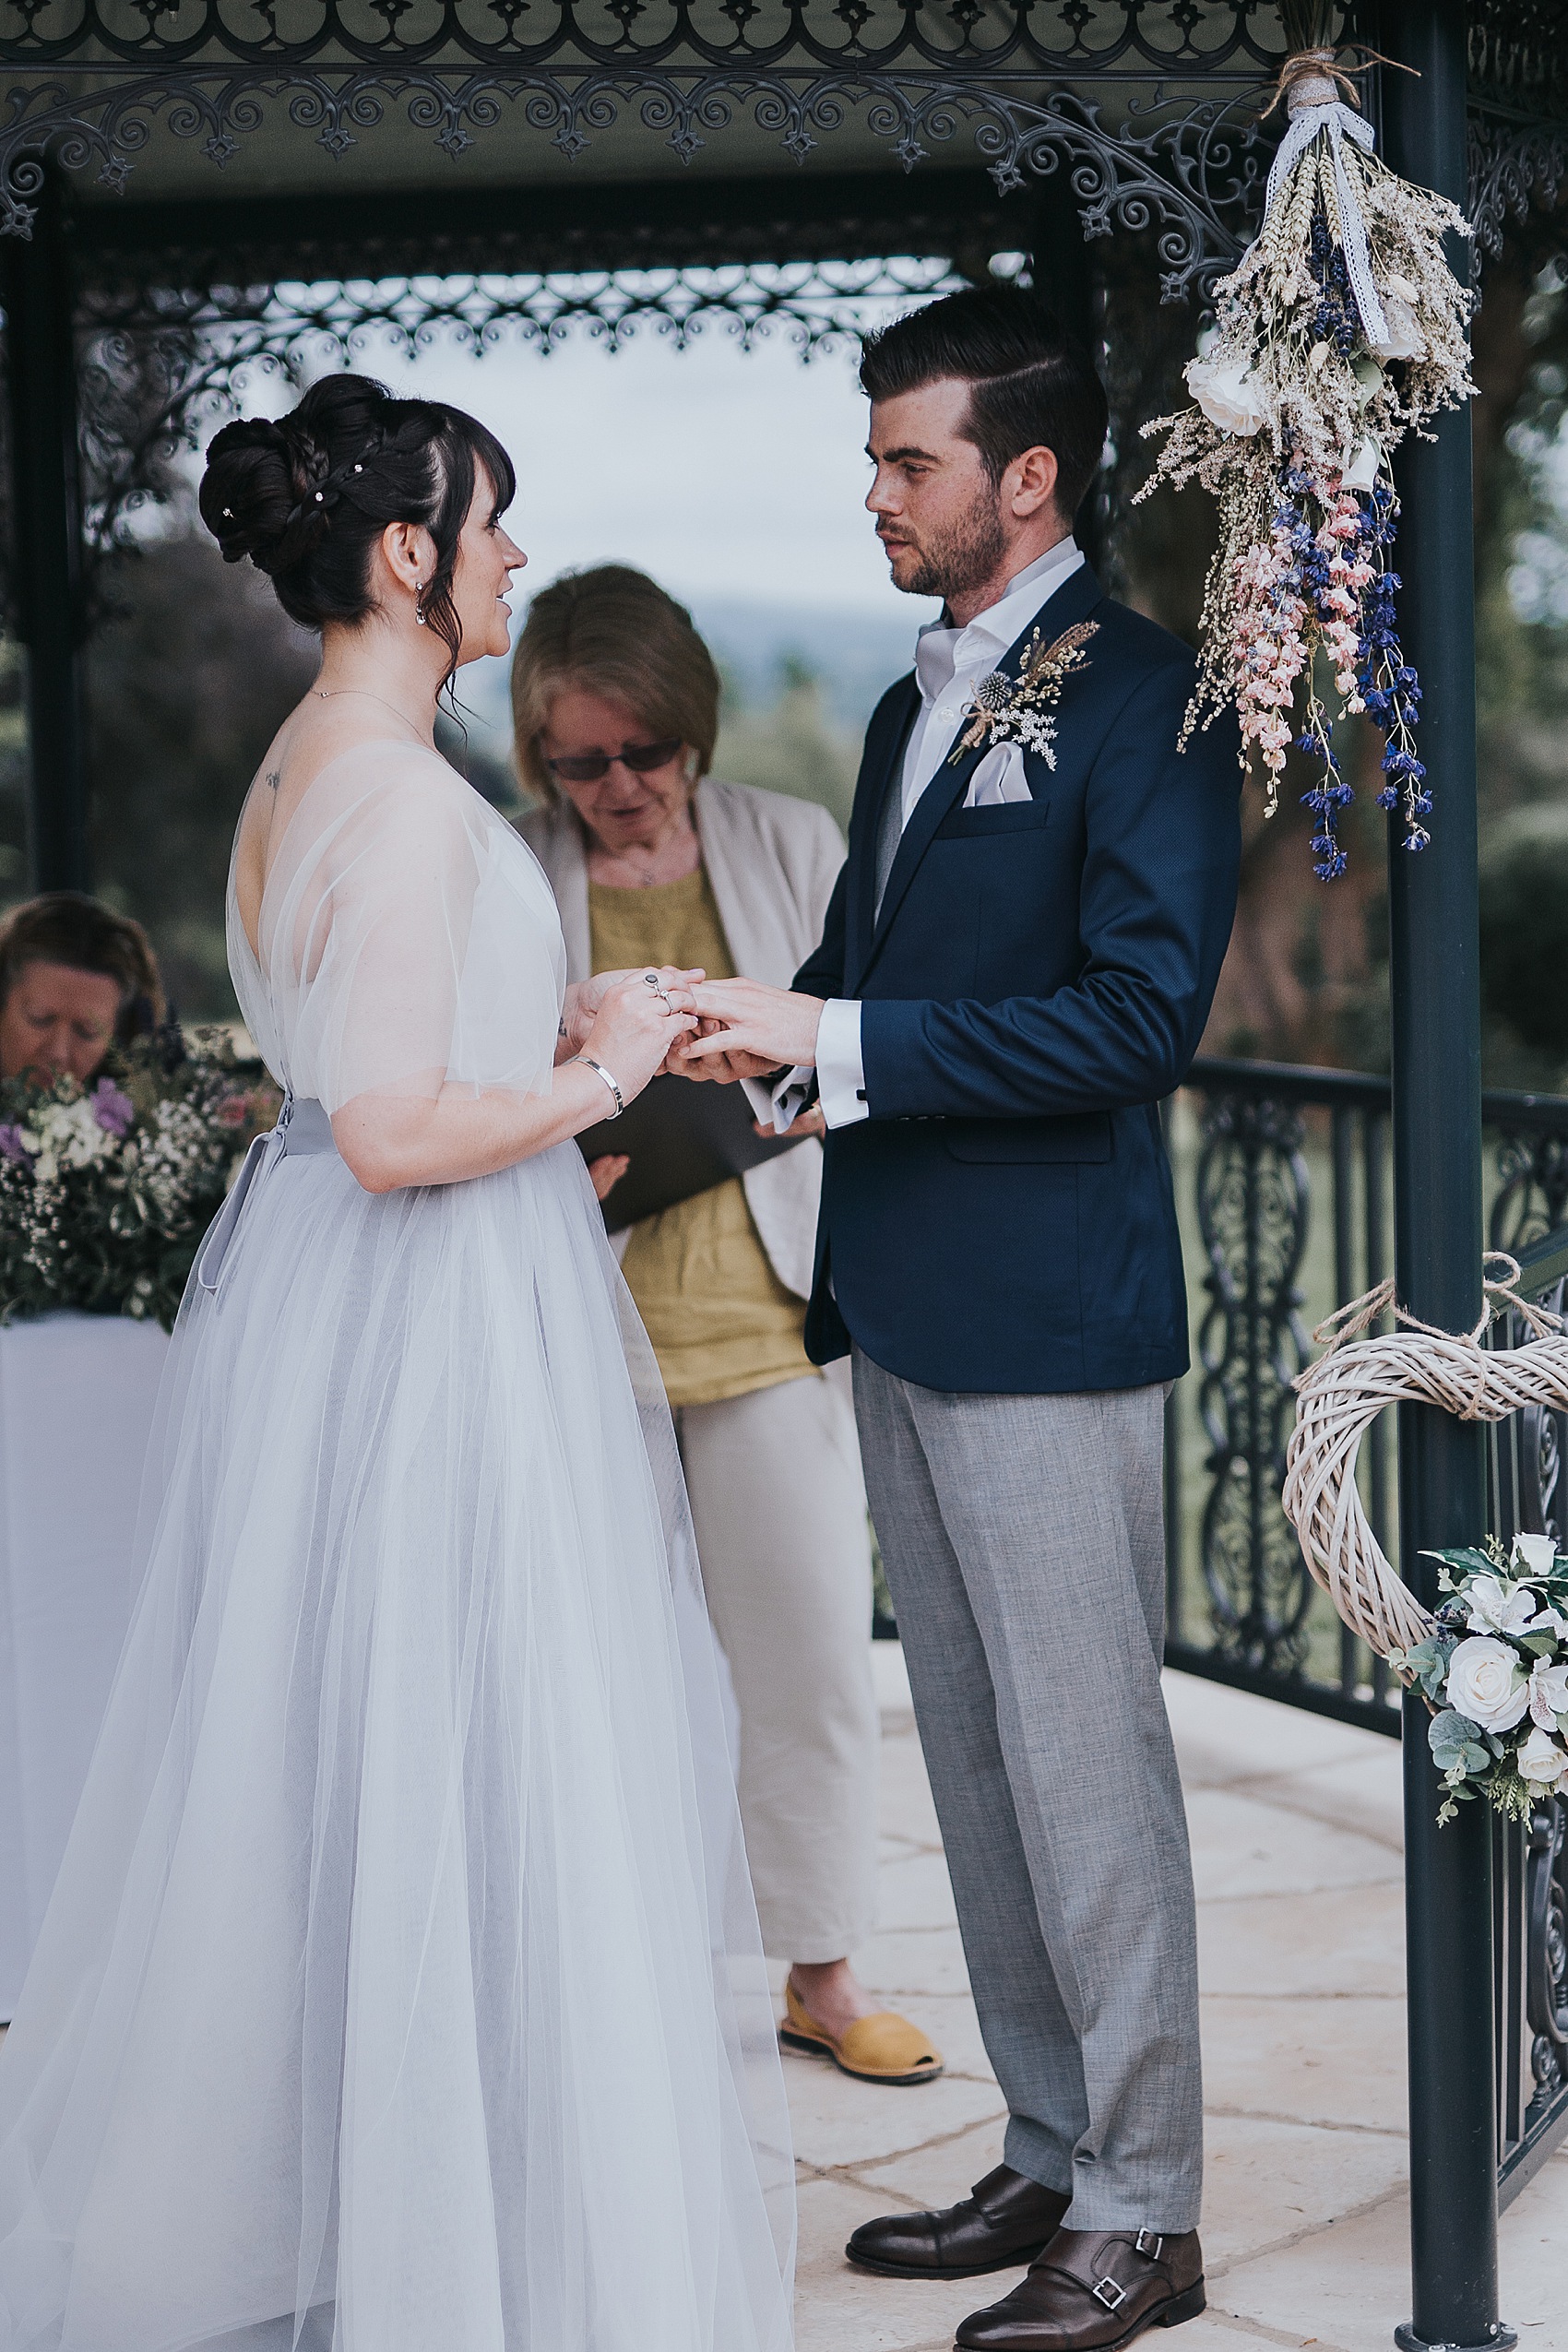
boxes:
[815,999,869,1129]
[741,1074,802,1134]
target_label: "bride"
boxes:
[0,374,795,2352]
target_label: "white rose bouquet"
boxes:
[0,1028,279,1333]
[1135,15,1475,882]
[1394,1532,1568,1825]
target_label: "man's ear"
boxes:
[1005,445,1061,521]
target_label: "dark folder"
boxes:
[576,1073,810,1232]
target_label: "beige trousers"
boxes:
[673,1371,880,1964]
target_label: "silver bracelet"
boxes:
[571,1054,624,1119]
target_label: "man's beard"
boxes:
[890,487,1008,602]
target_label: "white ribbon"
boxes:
[1263,97,1390,354]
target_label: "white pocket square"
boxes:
[962,744,1033,808]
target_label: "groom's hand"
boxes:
[681,980,825,1073]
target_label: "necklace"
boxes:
[313,685,432,742]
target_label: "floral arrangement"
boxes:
[950,620,1099,774]
[1137,23,1475,880]
[1394,1533,1568,1825]
[0,1028,279,1333]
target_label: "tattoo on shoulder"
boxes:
[265,769,280,791]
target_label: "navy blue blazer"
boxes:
[794,563,1241,1394]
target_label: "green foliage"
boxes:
[1397,1633,1459,1706]
[1479,801,1568,1063]
[1428,1708,1491,1778]
[82,535,318,1021]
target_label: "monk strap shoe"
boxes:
[953,2225,1206,2349]
[845,2165,1071,2280]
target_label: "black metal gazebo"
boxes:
[3,4,1567,2346]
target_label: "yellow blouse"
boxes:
[587,865,813,1408]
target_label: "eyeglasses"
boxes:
[544,737,683,785]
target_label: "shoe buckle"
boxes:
[1091,2275,1128,2311]
[1134,2229,1164,2260]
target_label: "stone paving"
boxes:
[785,1645,1568,2352]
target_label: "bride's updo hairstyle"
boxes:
[198,374,516,679]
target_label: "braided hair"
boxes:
[198,375,517,683]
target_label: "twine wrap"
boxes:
[1280,1256,1568,1661]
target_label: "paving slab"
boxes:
[790,1654,1568,2352]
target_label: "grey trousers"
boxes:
[852,1348,1203,2233]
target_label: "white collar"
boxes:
[913,538,1085,706]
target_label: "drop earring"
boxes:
[414,583,428,626]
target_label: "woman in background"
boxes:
[514,564,941,2085]
[0,894,163,1084]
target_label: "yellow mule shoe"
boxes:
[779,1977,944,2085]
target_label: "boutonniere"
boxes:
[947,619,1099,773]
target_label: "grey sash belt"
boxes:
[196,1090,338,1294]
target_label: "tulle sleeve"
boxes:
[257,744,564,1114]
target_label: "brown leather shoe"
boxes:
[845,2165,1070,2280]
[954,2227,1206,2348]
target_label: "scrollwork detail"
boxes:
[1194,1091,1315,1677]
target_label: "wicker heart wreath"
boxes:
[1280,1255,1568,1661]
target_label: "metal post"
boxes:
[1381,7,1515,2347]
[2,168,90,892]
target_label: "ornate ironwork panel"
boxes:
[1490,1123,1568,1253]
[0,70,1280,290]
[1487,1253,1568,2201]
[0,1,1301,80]
[1194,1087,1313,1675]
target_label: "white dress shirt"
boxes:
[770,537,1085,1133]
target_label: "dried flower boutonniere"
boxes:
[947,619,1099,774]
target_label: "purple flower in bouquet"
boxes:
[0,1123,30,1164]
[90,1078,134,1138]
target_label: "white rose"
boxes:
[1515,1724,1568,1788]
[1513,1532,1558,1578]
[1445,1635,1531,1731]
[1341,437,1383,493]
[1372,294,1426,362]
[1464,1574,1540,1636]
[1184,356,1267,437]
[1529,1658,1568,1730]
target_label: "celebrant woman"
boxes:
[514,564,940,2086]
[0,376,795,2352]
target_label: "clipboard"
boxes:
[576,1073,810,1232]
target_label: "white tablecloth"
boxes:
[0,1312,169,2017]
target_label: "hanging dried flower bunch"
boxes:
[1137,10,1475,879]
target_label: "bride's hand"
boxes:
[563,967,704,1057]
[578,976,696,1103]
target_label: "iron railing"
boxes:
[1163,1055,1568,1733]
[1485,1225,1568,2206]
[1160,1056,1568,2211]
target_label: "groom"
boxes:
[682,286,1241,2349]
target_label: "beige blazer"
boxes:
[517,778,847,1302]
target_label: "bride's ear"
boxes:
[377,518,434,614]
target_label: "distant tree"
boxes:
[712,656,855,835]
[1479,802,1568,1087]
[84,533,318,1019]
